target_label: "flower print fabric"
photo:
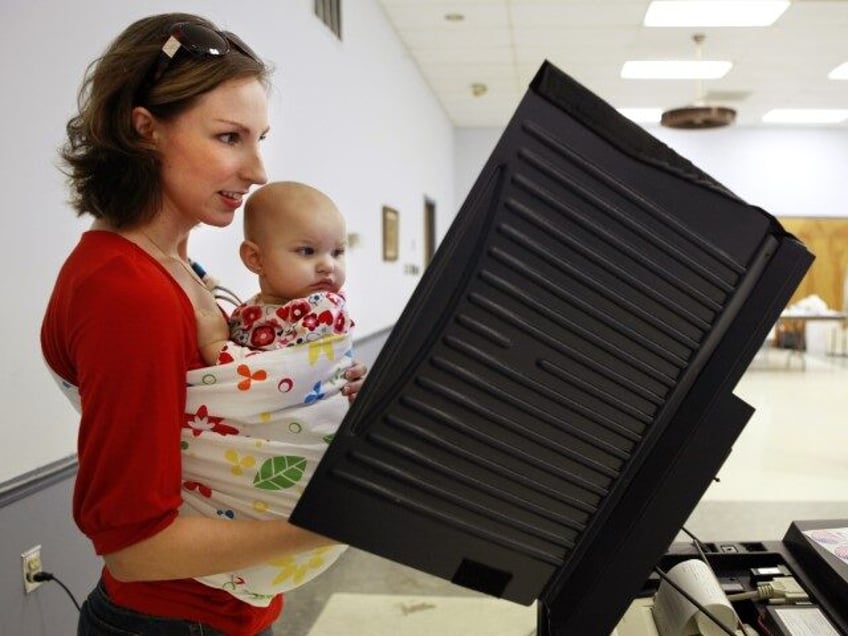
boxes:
[220,291,353,363]
[180,290,355,606]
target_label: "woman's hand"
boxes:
[342,360,368,402]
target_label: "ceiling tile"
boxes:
[376,0,848,128]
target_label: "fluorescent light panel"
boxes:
[644,1,790,27]
[617,108,663,123]
[828,62,848,80]
[762,109,848,124]
[621,60,732,79]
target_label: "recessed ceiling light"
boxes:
[621,60,732,80]
[617,108,663,124]
[644,1,789,27]
[444,13,464,22]
[828,62,848,80]
[762,109,848,124]
[470,82,487,97]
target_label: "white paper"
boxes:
[802,527,848,565]
[652,559,737,636]
[614,598,661,636]
[774,607,841,636]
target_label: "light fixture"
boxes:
[662,105,737,129]
[762,109,848,125]
[470,82,487,97]
[661,34,736,129]
[621,60,732,80]
[444,13,464,22]
[828,62,848,80]
[617,108,663,124]
[644,0,789,27]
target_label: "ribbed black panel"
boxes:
[291,61,812,620]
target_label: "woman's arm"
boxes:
[105,517,332,582]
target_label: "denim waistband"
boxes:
[78,579,272,636]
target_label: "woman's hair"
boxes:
[61,13,271,228]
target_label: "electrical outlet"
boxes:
[21,545,43,594]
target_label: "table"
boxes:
[773,312,848,368]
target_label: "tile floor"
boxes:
[274,348,848,636]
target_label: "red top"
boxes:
[41,231,281,635]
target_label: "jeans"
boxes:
[78,580,274,636]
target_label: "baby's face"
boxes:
[257,201,347,304]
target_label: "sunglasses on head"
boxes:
[146,22,261,89]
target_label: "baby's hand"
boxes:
[342,360,368,403]
[195,308,229,366]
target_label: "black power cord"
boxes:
[31,572,81,611]
[681,526,711,563]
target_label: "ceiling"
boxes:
[375,0,848,128]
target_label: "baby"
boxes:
[198,180,352,365]
[183,182,354,605]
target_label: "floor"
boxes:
[273,347,848,636]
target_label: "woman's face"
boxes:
[154,76,270,230]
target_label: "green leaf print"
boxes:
[322,434,335,444]
[253,456,307,490]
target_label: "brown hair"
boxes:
[61,13,271,228]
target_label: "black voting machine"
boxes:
[291,61,813,635]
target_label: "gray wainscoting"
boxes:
[0,457,100,636]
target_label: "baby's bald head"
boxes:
[239,181,347,303]
[244,181,342,246]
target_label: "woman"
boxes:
[40,13,365,635]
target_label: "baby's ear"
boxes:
[239,240,263,274]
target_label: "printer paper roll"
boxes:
[652,559,738,636]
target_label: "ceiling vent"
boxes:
[662,34,736,130]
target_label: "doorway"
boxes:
[423,197,437,268]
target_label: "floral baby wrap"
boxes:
[47,292,354,607]
[182,293,354,606]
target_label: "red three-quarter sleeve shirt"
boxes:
[41,231,281,635]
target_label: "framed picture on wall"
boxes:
[382,206,399,261]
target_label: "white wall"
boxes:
[0,0,454,483]
[7,0,847,485]
[454,125,848,219]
